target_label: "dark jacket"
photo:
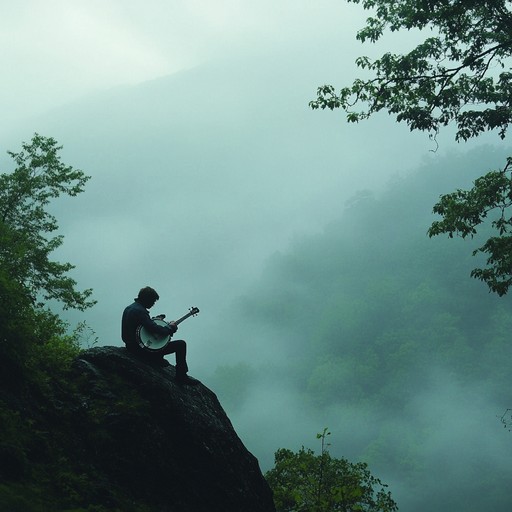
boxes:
[121,300,173,350]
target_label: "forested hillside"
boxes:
[211,145,512,512]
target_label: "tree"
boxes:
[0,133,95,310]
[310,0,512,295]
[265,429,398,512]
[0,134,95,385]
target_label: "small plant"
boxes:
[73,321,99,350]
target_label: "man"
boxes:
[122,286,198,385]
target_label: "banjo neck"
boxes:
[172,307,200,326]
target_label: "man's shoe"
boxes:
[176,374,200,386]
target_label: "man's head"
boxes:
[136,286,159,308]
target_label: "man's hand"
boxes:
[169,321,178,334]
[155,314,166,320]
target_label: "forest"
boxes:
[210,145,512,512]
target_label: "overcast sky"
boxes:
[2,0,432,337]
[0,0,371,123]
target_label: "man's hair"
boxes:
[136,286,159,303]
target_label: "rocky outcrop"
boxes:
[64,346,276,512]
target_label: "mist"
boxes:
[2,2,512,511]
[205,147,512,512]
[2,49,434,350]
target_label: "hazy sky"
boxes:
[1,0,369,123]
[0,0,437,342]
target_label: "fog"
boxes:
[206,146,512,512]
[2,2,511,511]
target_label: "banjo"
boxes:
[136,306,200,351]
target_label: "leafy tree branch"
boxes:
[310,0,512,293]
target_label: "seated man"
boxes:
[121,286,198,385]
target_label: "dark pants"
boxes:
[160,339,188,375]
[127,339,188,375]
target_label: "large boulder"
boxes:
[66,346,276,512]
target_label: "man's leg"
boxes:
[162,339,188,375]
[162,339,199,385]
[127,344,168,366]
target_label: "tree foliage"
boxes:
[0,133,95,309]
[310,0,512,294]
[265,430,397,512]
[0,134,95,386]
[0,134,98,507]
[428,156,512,294]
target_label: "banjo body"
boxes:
[136,307,199,351]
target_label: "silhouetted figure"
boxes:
[122,286,199,385]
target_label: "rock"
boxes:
[67,346,276,512]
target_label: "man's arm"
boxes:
[140,312,176,336]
